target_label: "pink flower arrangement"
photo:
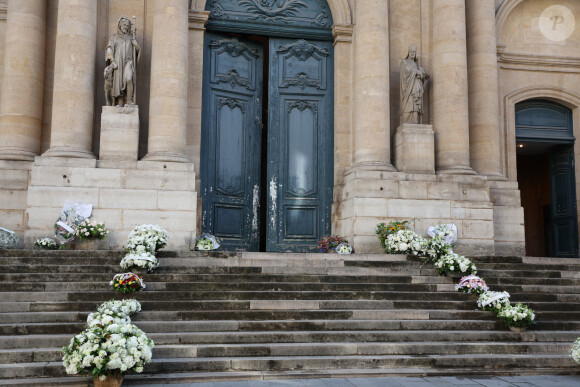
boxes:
[455,275,489,295]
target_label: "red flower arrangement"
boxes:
[110,273,145,293]
[318,235,348,253]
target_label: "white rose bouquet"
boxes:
[125,224,168,253]
[384,229,427,255]
[433,253,477,275]
[571,337,580,364]
[120,252,159,273]
[478,291,510,313]
[62,319,154,380]
[34,237,58,250]
[497,303,535,328]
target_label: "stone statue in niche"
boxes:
[400,44,429,124]
[105,17,141,106]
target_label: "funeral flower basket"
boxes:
[375,220,409,250]
[497,303,535,330]
[383,229,427,255]
[34,237,58,250]
[75,219,108,240]
[125,224,168,254]
[477,291,510,313]
[433,253,477,276]
[120,252,159,274]
[110,273,145,293]
[455,275,489,295]
[62,316,154,384]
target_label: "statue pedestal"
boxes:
[99,106,139,161]
[394,123,435,174]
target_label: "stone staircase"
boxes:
[0,250,579,385]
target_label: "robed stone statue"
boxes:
[105,17,141,107]
[400,44,429,124]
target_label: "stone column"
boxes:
[43,0,97,159]
[432,0,474,174]
[466,0,505,180]
[0,0,46,161]
[352,0,394,170]
[143,0,190,163]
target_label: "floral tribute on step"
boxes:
[317,235,348,253]
[34,237,58,250]
[120,224,167,276]
[62,299,154,383]
[571,337,580,364]
[110,273,145,293]
[375,220,536,331]
[195,233,221,251]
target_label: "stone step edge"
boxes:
[3,367,580,387]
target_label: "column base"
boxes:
[142,151,191,163]
[42,146,95,159]
[347,161,396,173]
[0,148,37,161]
[437,165,476,175]
[483,172,508,181]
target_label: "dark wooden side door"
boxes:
[266,38,333,252]
[201,33,263,251]
[550,145,579,257]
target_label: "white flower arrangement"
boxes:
[34,237,58,250]
[96,299,141,319]
[195,233,221,251]
[120,252,159,273]
[125,224,168,254]
[384,229,427,255]
[428,223,458,244]
[478,291,511,313]
[0,227,18,250]
[62,319,154,379]
[75,219,108,240]
[433,252,477,275]
[335,242,353,255]
[497,303,535,328]
[571,337,580,364]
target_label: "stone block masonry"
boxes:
[23,156,197,250]
[334,169,524,256]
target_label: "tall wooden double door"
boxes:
[201,32,334,252]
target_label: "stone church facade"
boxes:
[0,0,578,258]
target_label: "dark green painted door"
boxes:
[266,38,333,252]
[201,35,333,252]
[201,33,263,251]
[549,146,579,257]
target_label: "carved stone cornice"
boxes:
[497,47,580,74]
[188,10,210,30]
[332,24,353,44]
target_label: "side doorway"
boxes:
[516,100,579,258]
[200,32,333,252]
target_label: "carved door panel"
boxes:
[266,38,333,252]
[549,146,579,257]
[201,33,263,251]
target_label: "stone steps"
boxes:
[0,341,573,365]
[1,354,577,379]
[0,250,578,382]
